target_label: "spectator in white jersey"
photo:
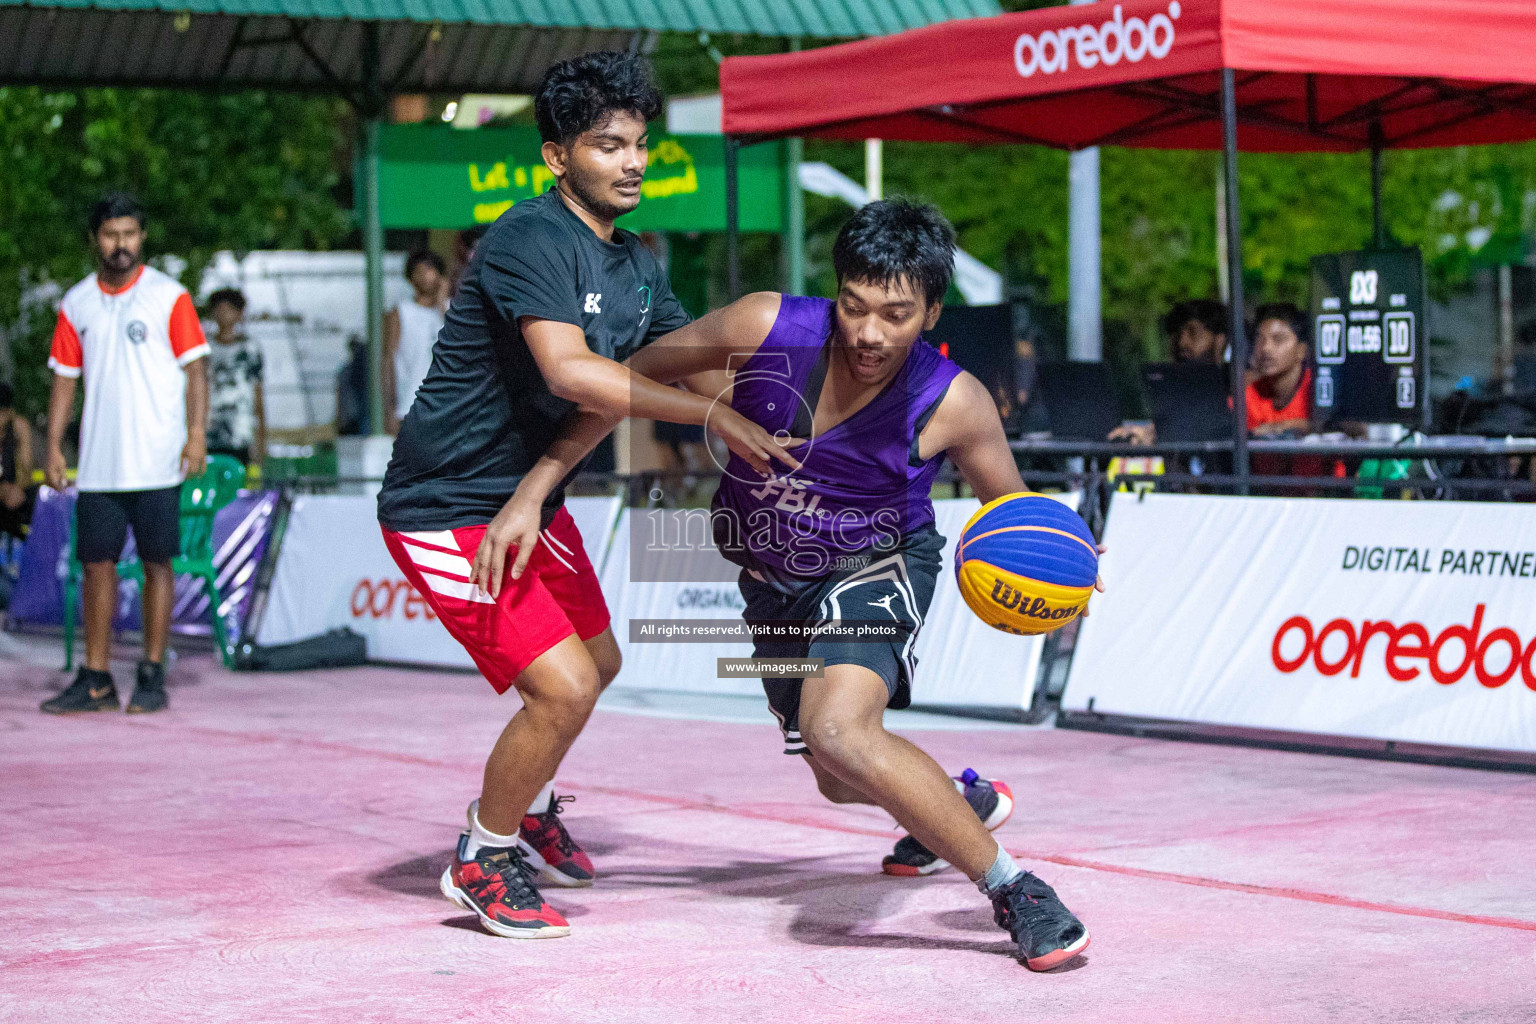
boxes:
[204,287,265,465]
[382,249,448,433]
[40,194,210,715]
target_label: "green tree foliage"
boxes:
[0,88,350,416]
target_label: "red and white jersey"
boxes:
[49,265,209,492]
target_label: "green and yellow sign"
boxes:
[373,125,782,233]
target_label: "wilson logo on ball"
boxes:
[956,493,1098,636]
[991,581,1027,609]
[990,581,1080,622]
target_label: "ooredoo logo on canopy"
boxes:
[1014,2,1181,79]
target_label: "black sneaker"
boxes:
[127,660,168,714]
[990,870,1090,971]
[40,668,119,714]
[439,833,571,938]
[883,771,1015,876]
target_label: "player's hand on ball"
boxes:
[472,496,542,598]
[710,406,805,477]
[1082,543,1108,617]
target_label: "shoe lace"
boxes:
[529,795,580,856]
[996,873,1057,931]
[474,847,544,910]
[995,872,1086,958]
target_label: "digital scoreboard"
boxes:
[1309,248,1427,426]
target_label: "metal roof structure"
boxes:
[0,0,1002,94]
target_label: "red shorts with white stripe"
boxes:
[380,506,610,694]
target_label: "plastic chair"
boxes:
[63,454,246,671]
[1354,457,1415,500]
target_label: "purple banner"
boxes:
[8,487,279,643]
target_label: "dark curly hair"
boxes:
[534,51,663,148]
[1252,302,1310,345]
[90,192,144,234]
[1161,298,1229,341]
[404,248,445,279]
[832,198,957,307]
[206,287,246,313]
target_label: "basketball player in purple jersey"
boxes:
[479,200,1094,970]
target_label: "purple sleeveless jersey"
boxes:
[713,295,962,577]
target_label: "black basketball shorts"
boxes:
[738,529,942,755]
[75,486,181,564]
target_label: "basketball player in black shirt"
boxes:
[378,53,799,938]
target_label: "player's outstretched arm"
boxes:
[522,317,711,426]
[521,292,796,475]
[520,292,776,420]
[472,294,796,597]
[624,291,781,385]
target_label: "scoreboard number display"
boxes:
[1309,249,1427,426]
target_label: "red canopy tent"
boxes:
[717,0,1536,475]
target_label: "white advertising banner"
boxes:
[257,494,622,668]
[599,505,759,696]
[602,496,1076,710]
[1063,492,1536,753]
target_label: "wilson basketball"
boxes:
[955,493,1099,635]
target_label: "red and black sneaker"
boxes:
[520,793,596,888]
[882,770,1015,877]
[439,833,571,939]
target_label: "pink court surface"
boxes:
[3,631,1534,1024]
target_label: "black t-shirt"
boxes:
[377,190,691,531]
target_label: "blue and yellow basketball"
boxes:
[955,493,1099,636]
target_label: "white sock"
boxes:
[464,800,521,859]
[526,781,555,817]
[976,843,1023,894]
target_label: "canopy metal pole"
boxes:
[725,135,741,301]
[1068,0,1102,362]
[361,21,386,436]
[865,138,883,201]
[783,136,805,294]
[781,38,805,296]
[1221,68,1250,489]
[1370,121,1385,249]
[1069,145,1103,361]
